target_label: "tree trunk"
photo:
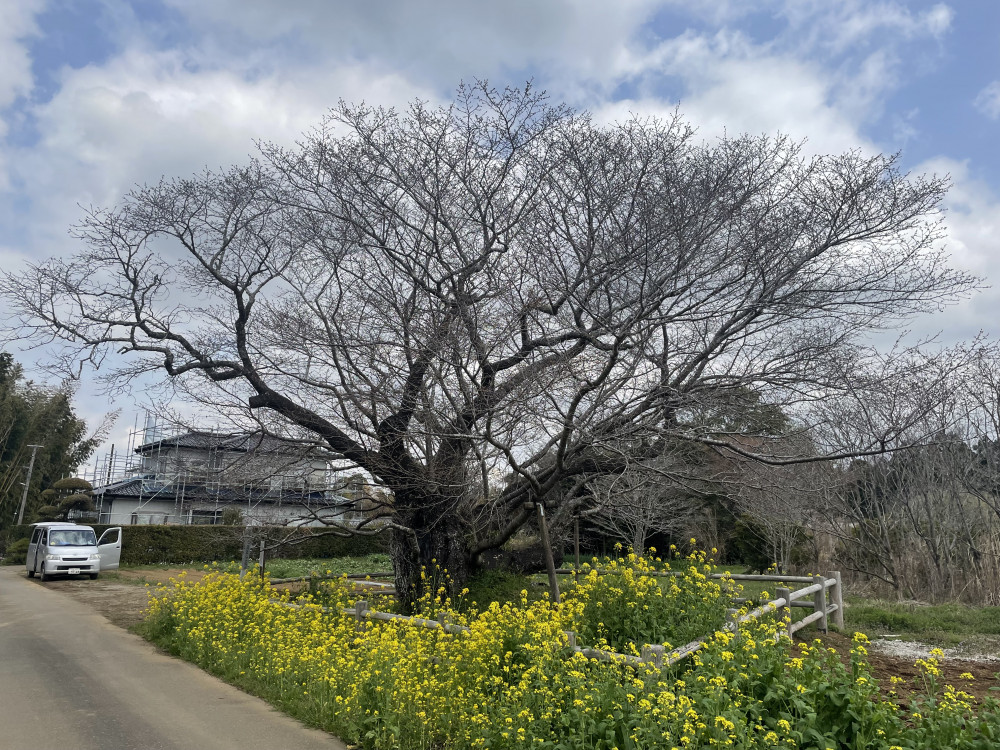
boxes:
[632,526,646,557]
[390,495,472,613]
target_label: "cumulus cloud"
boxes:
[160,0,660,90]
[974,81,1000,120]
[907,156,1000,342]
[0,0,43,107]
[0,0,989,460]
[774,0,953,54]
[0,0,45,188]
[11,48,433,257]
[597,30,875,158]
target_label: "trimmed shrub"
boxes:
[0,523,385,565]
[1,537,29,564]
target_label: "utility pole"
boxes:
[15,444,43,525]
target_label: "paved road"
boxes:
[0,567,346,750]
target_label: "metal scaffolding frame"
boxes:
[88,413,364,526]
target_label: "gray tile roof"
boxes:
[135,431,311,456]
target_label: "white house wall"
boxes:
[100,498,177,525]
[101,496,361,528]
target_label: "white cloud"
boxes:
[908,157,1000,342]
[0,0,45,189]
[160,0,660,91]
[0,0,43,108]
[777,1,953,54]
[601,30,875,157]
[974,81,1000,120]
[12,49,432,257]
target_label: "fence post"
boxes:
[355,600,369,629]
[726,607,740,640]
[239,529,252,579]
[641,644,665,669]
[829,571,844,630]
[776,587,792,638]
[813,574,828,633]
[563,630,577,649]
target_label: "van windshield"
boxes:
[48,529,97,547]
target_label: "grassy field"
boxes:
[843,598,1000,653]
[101,553,392,586]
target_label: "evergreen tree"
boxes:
[0,353,103,529]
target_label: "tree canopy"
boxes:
[0,353,101,528]
[1,83,981,604]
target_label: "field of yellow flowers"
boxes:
[143,551,1000,749]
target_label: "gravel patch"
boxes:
[872,637,1000,662]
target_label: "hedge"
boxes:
[0,523,385,566]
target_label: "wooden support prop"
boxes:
[536,502,561,604]
[776,587,792,638]
[829,571,844,629]
[574,515,581,585]
[563,630,577,649]
[813,574,828,632]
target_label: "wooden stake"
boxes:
[536,502,561,604]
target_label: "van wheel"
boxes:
[27,569,34,578]
[39,564,48,582]
[89,573,98,580]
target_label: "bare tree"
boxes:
[1,82,980,608]
[732,453,834,574]
[586,457,701,555]
[805,345,1000,603]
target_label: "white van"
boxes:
[25,522,123,581]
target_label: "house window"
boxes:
[190,509,222,525]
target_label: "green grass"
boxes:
[121,562,203,570]
[263,553,391,579]
[461,569,552,611]
[844,599,1000,646]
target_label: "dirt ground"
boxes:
[28,567,392,629]
[813,631,1000,702]
[26,570,1000,702]
[33,574,156,629]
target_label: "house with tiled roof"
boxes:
[91,430,365,527]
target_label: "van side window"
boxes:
[30,528,41,543]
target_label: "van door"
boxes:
[25,527,41,577]
[97,527,123,571]
[36,530,49,580]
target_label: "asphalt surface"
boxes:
[0,566,346,750]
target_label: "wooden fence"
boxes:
[276,569,844,670]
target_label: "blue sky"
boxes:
[1,0,998,462]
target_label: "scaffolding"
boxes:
[87,413,365,527]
